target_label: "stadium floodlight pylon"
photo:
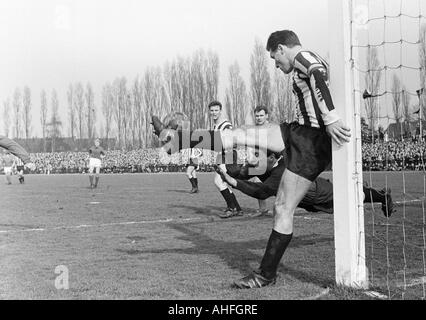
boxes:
[329,0,368,289]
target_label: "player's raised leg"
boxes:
[152,116,285,154]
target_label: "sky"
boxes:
[0,0,423,137]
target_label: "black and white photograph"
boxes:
[0,0,426,305]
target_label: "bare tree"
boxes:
[190,50,206,129]
[3,98,10,136]
[67,84,76,139]
[364,46,382,143]
[85,82,96,140]
[250,38,272,111]
[74,82,85,141]
[225,61,248,127]
[112,77,128,149]
[271,69,295,123]
[22,86,32,139]
[419,23,426,120]
[143,68,168,147]
[132,76,144,148]
[402,86,412,123]
[102,82,114,149]
[40,90,48,151]
[402,86,412,137]
[12,87,22,138]
[48,89,62,152]
[391,73,403,139]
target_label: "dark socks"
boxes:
[189,178,196,188]
[260,230,293,279]
[89,175,94,186]
[194,178,198,188]
[94,176,99,187]
[229,192,241,211]
[220,189,235,209]
[363,186,385,203]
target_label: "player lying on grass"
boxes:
[0,135,36,171]
[214,149,394,217]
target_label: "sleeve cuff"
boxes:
[322,109,340,126]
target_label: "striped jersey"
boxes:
[181,148,203,160]
[292,51,340,129]
[14,157,24,167]
[213,119,233,131]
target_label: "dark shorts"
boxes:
[186,157,198,167]
[16,166,24,172]
[280,122,331,182]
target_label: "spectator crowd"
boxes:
[3,140,426,174]
[362,140,426,171]
[28,148,221,174]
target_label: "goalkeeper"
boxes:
[216,149,394,217]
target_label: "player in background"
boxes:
[1,151,15,185]
[13,156,25,184]
[88,138,105,189]
[0,135,36,174]
[247,106,271,217]
[185,148,202,193]
[208,100,244,218]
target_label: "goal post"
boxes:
[329,0,368,288]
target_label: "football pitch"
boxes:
[0,172,425,300]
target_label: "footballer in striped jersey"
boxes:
[13,156,25,184]
[208,100,243,218]
[185,148,202,193]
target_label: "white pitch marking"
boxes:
[0,217,205,234]
[364,291,388,299]
[89,202,100,204]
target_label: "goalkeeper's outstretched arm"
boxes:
[0,135,31,164]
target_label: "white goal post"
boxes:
[329,0,368,288]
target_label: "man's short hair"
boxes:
[254,105,269,114]
[208,100,222,110]
[266,149,283,159]
[266,30,301,52]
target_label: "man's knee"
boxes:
[214,173,228,191]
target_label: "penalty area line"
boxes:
[0,217,205,235]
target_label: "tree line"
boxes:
[2,40,295,152]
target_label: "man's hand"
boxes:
[214,165,237,187]
[326,120,351,146]
[24,162,36,171]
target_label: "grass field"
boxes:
[0,171,425,300]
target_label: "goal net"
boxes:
[330,0,426,299]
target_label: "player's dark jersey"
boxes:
[89,146,105,160]
[292,51,340,129]
[230,156,334,213]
